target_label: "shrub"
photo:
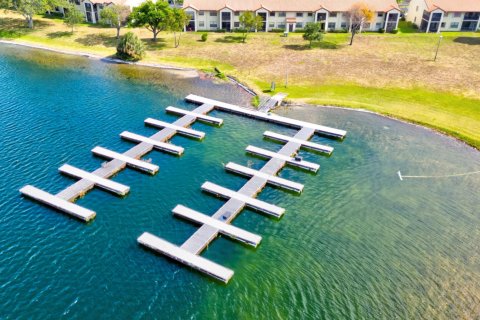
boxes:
[216,29,226,33]
[201,32,208,42]
[270,28,285,33]
[214,67,226,79]
[251,95,260,108]
[378,28,385,33]
[391,29,399,34]
[116,32,145,61]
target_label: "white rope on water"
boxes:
[397,170,480,181]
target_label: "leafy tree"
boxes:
[100,4,130,39]
[303,22,324,48]
[1,0,51,28]
[128,0,170,41]
[167,7,188,48]
[238,11,263,43]
[64,4,83,32]
[116,31,145,61]
[347,2,374,45]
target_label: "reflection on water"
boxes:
[0,44,479,319]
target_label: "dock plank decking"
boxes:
[20,185,96,221]
[91,146,159,175]
[138,232,234,283]
[173,205,262,247]
[264,131,334,154]
[225,162,304,193]
[21,93,347,282]
[246,145,320,172]
[145,118,205,140]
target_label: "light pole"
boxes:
[434,35,443,62]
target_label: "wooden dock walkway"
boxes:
[258,93,288,113]
[21,103,218,221]
[173,205,262,247]
[225,162,304,193]
[246,145,320,172]
[92,146,159,175]
[59,164,130,196]
[263,131,334,155]
[185,94,347,138]
[20,93,347,283]
[201,181,286,218]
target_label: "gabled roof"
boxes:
[182,0,400,12]
[424,0,480,12]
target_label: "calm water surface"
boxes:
[0,44,479,319]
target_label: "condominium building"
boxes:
[182,0,401,33]
[407,0,480,32]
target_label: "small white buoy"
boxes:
[397,171,403,181]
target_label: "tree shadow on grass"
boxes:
[0,18,51,39]
[283,41,340,51]
[142,38,167,50]
[215,35,244,43]
[453,37,480,45]
[75,33,118,47]
[47,31,73,39]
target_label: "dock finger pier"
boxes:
[20,94,346,284]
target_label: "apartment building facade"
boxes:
[183,0,401,33]
[407,0,480,32]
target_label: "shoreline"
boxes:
[1,39,478,152]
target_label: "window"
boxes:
[97,4,103,9]
[269,22,275,28]
[277,23,285,29]
[308,12,313,17]
[441,22,446,28]
[328,22,335,29]
[454,12,461,18]
[234,22,240,28]
[377,12,384,17]
[199,21,204,27]
[234,11,240,16]
[450,22,459,28]
[330,12,337,18]
[341,22,347,28]
[376,22,382,28]
[74,0,80,4]
[270,11,275,16]
[278,12,286,17]
[210,21,217,28]
[296,12,303,17]
[363,23,371,29]
[296,22,303,28]
[199,11,204,16]
[209,11,217,16]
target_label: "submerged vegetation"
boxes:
[0,11,479,148]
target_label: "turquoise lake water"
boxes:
[0,44,479,319]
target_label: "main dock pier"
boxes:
[20,94,346,283]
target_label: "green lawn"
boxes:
[1,12,479,148]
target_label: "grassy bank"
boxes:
[1,11,479,148]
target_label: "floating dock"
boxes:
[21,93,346,283]
[20,185,96,221]
[201,181,285,218]
[185,94,347,138]
[22,102,218,221]
[138,232,234,283]
[59,164,130,196]
[263,131,333,155]
[225,162,304,193]
[92,146,159,175]
[246,145,320,173]
[120,131,184,155]
[166,106,223,126]
[173,205,262,247]
[145,118,205,140]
